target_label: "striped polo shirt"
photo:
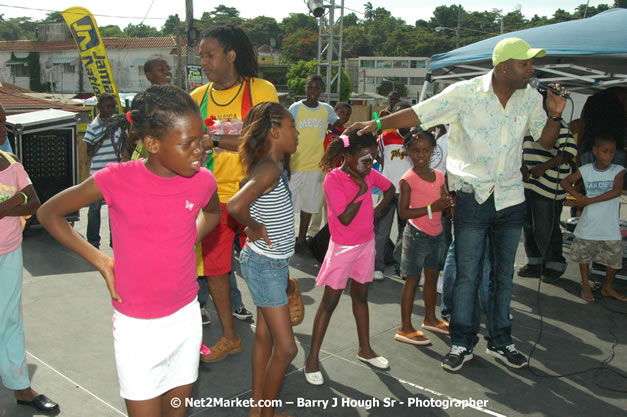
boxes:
[248,174,295,259]
[522,121,577,200]
[84,116,122,175]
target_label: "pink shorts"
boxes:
[316,238,375,290]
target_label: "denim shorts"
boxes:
[239,245,290,308]
[400,224,442,277]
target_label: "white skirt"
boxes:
[112,298,202,401]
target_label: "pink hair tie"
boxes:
[126,111,133,124]
[340,134,350,148]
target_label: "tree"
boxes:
[377,80,407,97]
[286,59,352,102]
[342,13,359,28]
[42,12,64,23]
[281,28,318,63]
[280,13,318,35]
[160,15,182,36]
[123,23,160,37]
[364,2,374,20]
[100,25,126,38]
[0,17,35,40]
[240,16,282,47]
[198,5,244,30]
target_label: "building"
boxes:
[345,56,430,104]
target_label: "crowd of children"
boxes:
[5,29,625,417]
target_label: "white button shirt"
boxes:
[414,70,546,210]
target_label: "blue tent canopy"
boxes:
[425,8,627,96]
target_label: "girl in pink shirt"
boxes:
[304,132,394,386]
[37,86,221,417]
[395,128,452,346]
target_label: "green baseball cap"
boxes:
[492,37,546,66]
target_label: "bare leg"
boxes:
[350,280,378,359]
[162,384,194,417]
[399,275,419,333]
[579,263,595,302]
[422,268,446,327]
[601,267,627,302]
[14,387,38,402]
[253,305,297,417]
[305,286,343,373]
[298,211,313,241]
[206,273,238,341]
[125,396,162,417]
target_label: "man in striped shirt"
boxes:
[83,94,121,249]
[520,111,577,281]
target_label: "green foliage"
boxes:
[123,23,160,38]
[280,13,318,34]
[286,59,352,102]
[240,16,282,47]
[100,25,127,38]
[42,12,64,23]
[160,15,181,37]
[198,5,244,31]
[376,80,407,97]
[0,16,36,40]
[281,28,318,63]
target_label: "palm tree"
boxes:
[364,2,374,20]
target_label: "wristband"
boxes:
[17,191,28,206]
[427,204,432,219]
[213,135,221,148]
[373,112,382,130]
[549,115,563,122]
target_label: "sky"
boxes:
[0,1,610,29]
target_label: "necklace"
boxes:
[209,79,244,107]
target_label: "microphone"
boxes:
[528,77,569,97]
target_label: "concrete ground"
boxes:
[2,205,627,417]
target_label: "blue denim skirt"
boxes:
[239,245,290,308]
[400,224,442,277]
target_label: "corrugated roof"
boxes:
[0,37,182,52]
[0,87,89,115]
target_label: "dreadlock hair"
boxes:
[239,102,286,175]
[405,126,436,149]
[320,130,378,172]
[202,25,258,79]
[128,85,200,141]
[306,74,324,88]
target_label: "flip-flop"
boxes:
[357,354,389,369]
[394,330,431,345]
[581,288,595,302]
[422,321,450,335]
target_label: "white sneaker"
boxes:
[374,270,384,281]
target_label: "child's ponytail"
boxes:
[320,130,377,171]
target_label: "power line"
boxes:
[0,3,168,21]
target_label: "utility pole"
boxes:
[185,0,194,91]
[175,14,184,89]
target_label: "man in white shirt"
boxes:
[348,38,568,372]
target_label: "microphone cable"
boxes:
[523,95,627,392]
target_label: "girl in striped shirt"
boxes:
[227,102,299,417]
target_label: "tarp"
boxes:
[425,8,627,96]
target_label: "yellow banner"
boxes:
[61,7,123,112]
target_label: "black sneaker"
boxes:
[517,264,541,278]
[441,345,473,372]
[233,307,253,321]
[486,344,528,368]
[541,268,562,283]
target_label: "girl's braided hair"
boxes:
[320,130,377,171]
[239,102,286,175]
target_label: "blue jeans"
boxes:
[522,189,566,272]
[450,190,525,349]
[440,238,491,319]
[86,199,111,248]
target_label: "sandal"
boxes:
[422,321,450,335]
[287,277,304,325]
[394,330,431,345]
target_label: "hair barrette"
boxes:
[339,134,350,148]
[126,111,133,124]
